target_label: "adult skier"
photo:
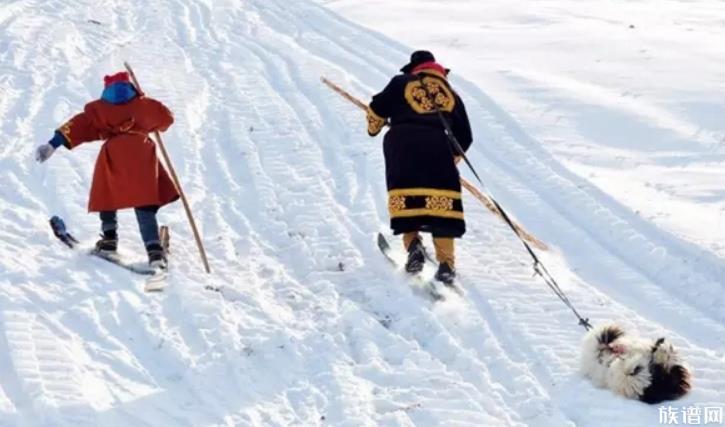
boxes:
[35,71,179,268]
[367,50,473,285]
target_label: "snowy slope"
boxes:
[321,0,725,261]
[0,1,723,426]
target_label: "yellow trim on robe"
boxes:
[390,209,464,220]
[57,120,73,147]
[388,188,461,200]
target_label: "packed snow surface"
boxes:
[0,0,724,426]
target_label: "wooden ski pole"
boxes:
[321,77,368,110]
[124,62,212,273]
[321,76,547,251]
[459,178,547,250]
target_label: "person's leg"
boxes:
[134,206,160,247]
[432,237,455,268]
[96,211,118,251]
[403,232,420,251]
[403,231,425,273]
[134,206,164,266]
[432,236,456,285]
[100,211,118,235]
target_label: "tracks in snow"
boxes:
[0,0,723,425]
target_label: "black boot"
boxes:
[146,243,167,270]
[435,262,456,286]
[95,230,118,253]
[405,237,425,274]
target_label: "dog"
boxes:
[580,324,691,403]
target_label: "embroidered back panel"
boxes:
[404,76,456,114]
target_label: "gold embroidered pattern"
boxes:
[404,77,455,114]
[425,195,454,212]
[392,209,464,220]
[389,188,461,200]
[388,188,464,220]
[388,195,406,214]
[57,120,73,146]
[367,107,386,136]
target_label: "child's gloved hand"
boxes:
[35,143,56,163]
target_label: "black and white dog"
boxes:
[580,324,691,403]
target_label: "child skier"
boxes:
[367,51,473,285]
[35,71,179,268]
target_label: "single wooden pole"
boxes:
[321,76,547,251]
[124,62,212,273]
[321,77,369,110]
[459,178,547,250]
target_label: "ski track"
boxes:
[0,0,723,426]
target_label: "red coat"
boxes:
[57,97,180,212]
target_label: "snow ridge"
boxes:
[0,0,723,426]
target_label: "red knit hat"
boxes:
[104,71,130,87]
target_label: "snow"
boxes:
[0,0,723,426]
[321,0,725,260]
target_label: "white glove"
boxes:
[35,144,56,163]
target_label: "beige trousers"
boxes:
[403,232,455,268]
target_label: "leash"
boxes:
[416,73,592,331]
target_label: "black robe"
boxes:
[368,70,473,238]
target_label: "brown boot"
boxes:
[95,230,118,253]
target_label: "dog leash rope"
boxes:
[416,73,593,331]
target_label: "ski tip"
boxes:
[144,270,168,292]
[377,232,389,249]
[49,215,65,231]
[49,215,77,248]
